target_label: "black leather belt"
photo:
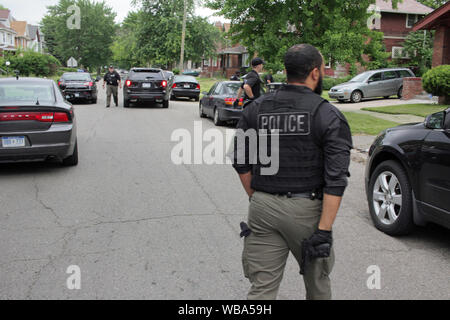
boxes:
[276,190,323,200]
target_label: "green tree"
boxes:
[417,0,446,9]
[402,30,434,76]
[206,0,401,72]
[41,0,117,70]
[127,0,222,68]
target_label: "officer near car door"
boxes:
[234,58,264,106]
[232,44,353,300]
[103,65,122,108]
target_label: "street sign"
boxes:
[67,57,78,68]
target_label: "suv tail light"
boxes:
[172,83,177,88]
[125,80,132,87]
[161,80,167,88]
[196,84,200,90]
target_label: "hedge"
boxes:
[1,50,61,77]
[422,65,450,104]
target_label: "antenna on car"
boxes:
[36,98,40,106]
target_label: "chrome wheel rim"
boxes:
[214,110,219,123]
[199,103,203,116]
[353,92,361,102]
[373,171,403,225]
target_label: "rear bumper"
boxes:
[219,107,244,121]
[63,89,96,100]
[0,123,76,163]
[124,91,168,102]
[172,89,200,98]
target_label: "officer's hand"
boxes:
[306,230,333,258]
[233,99,240,108]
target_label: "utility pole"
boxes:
[179,0,187,72]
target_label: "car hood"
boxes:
[331,82,361,90]
[386,122,424,132]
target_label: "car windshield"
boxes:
[222,83,241,95]
[63,73,91,81]
[131,70,161,80]
[0,83,55,103]
[174,76,196,83]
[350,72,370,83]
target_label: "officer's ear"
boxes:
[311,67,321,82]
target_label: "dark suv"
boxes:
[365,108,450,236]
[123,68,171,108]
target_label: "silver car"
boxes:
[329,68,415,103]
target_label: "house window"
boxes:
[392,46,410,59]
[212,57,217,67]
[242,53,249,67]
[406,14,420,28]
[203,59,210,67]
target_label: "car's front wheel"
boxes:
[368,160,414,236]
[350,90,363,103]
[162,100,169,109]
[124,99,130,108]
[199,102,206,118]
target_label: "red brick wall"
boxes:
[432,26,450,67]
[380,12,410,37]
[402,77,423,100]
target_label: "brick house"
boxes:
[202,22,250,78]
[11,21,31,49]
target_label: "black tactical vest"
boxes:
[251,85,326,194]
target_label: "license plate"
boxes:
[75,93,80,97]
[142,83,151,88]
[184,84,190,89]
[2,136,25,148]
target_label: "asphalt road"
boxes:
[0,87,449,300]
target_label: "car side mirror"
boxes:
[425,111,446,130]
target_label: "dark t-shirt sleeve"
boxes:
[315,103,353,197]
[244,74,258,88]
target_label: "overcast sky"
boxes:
[0,0,220,25]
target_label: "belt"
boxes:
[275,190,323,200]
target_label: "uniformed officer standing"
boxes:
[103,65,122,108]
[235,58,264,105]
[232,44,353,300]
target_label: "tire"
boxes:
[124,99,130,108]
[93,98,97,104]
[350,90,363,103]
[368,160,414,236]
[162,100,169,109]
[195,96,200,102]
[170,95,176,101]
[199,102,206,118]
[213,108,224,126]
[397,87,403,99]
[62,141,78,167]
[384,96,390,99]
[338,99,345,103]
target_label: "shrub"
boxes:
[272,73,287,83]
[422,65,450,104]
[173,68,180,75]
[3,50,61,77]
[323,76,352,90]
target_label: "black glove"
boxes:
[240,222,252,238]
[300,230,333,275]
[233,99,240,108]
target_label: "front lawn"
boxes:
[361,104,449,118]
[343,112,400,136]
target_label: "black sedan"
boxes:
[58,72,99,104]
[365,108,450,235]
[0,77,78,166]
[199,81,265,126]
[171,75,200,101]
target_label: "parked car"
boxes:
[199,81,265,126]
[171,75,200,101]
[365,108,450,236]
[123,68,170,108]
[182,70,200,77]
[0,77,78,166]
[58,72,99,104]
[329,68,415,103]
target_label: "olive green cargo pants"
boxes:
[106,85,119,107]
[242,191,335,300]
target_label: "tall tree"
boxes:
[417,0,446,9]
[41,0,117,69]
[205,0,401,72]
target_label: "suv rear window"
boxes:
[399,70,413,78]
[130,69,162,80]
[63,73,92,81]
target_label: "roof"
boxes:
[11,21,29,37]
[27,24,39,41]
[413,1,450,30]
[0,10,10,20]
[219,45,247,55]
[375,0,434,15]
[0,22,16,33]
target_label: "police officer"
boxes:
[263,72,274,85]
[234,58,264,106]
[103,65,122,108]
[232,44,353,300]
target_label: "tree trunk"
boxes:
[179,0,187,72]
